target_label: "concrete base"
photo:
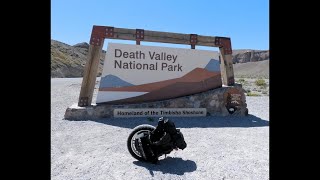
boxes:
[64,85,248,120]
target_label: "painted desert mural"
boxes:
[96,59,222,104]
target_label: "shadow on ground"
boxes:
[133,157,197,176]
[86,114,269,129]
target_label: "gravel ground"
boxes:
[51,78,269,180]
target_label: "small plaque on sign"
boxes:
[114,108,207,117]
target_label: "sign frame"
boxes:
[78,25,235,106]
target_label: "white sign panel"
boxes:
[97,43,221,104]
[114,108,207,117]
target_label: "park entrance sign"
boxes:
[77,26,235,107]
[96,43,221,104]
[63,25,249,120]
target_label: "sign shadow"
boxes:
[88,114,269,129]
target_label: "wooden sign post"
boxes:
[78,25,235,107]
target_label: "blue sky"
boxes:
[51,0,269,50]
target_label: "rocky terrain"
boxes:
[51,40,106,78]
[51,78,269,180]
[232,49,269,64]
[233,60,269,79]
[233,60,269,96]
[235,78,269,96]
[51,39,269,78]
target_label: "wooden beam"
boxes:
[215,37,234,86]
[78,44,103,106]
[219,48,235,86]
[104,27,218,47]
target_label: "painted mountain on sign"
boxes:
[99,74,134,88]
[205,59,220,72]
[98,68,222,104]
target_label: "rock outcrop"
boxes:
[51,40,105,78]
[232,50,269,63]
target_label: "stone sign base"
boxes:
[64,85,248,120]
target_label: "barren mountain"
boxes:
[51,40,105,78]
[233,60,269,78]
[51,39,269,78]
[232,49,269,63]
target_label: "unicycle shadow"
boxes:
[133,157,197,176]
